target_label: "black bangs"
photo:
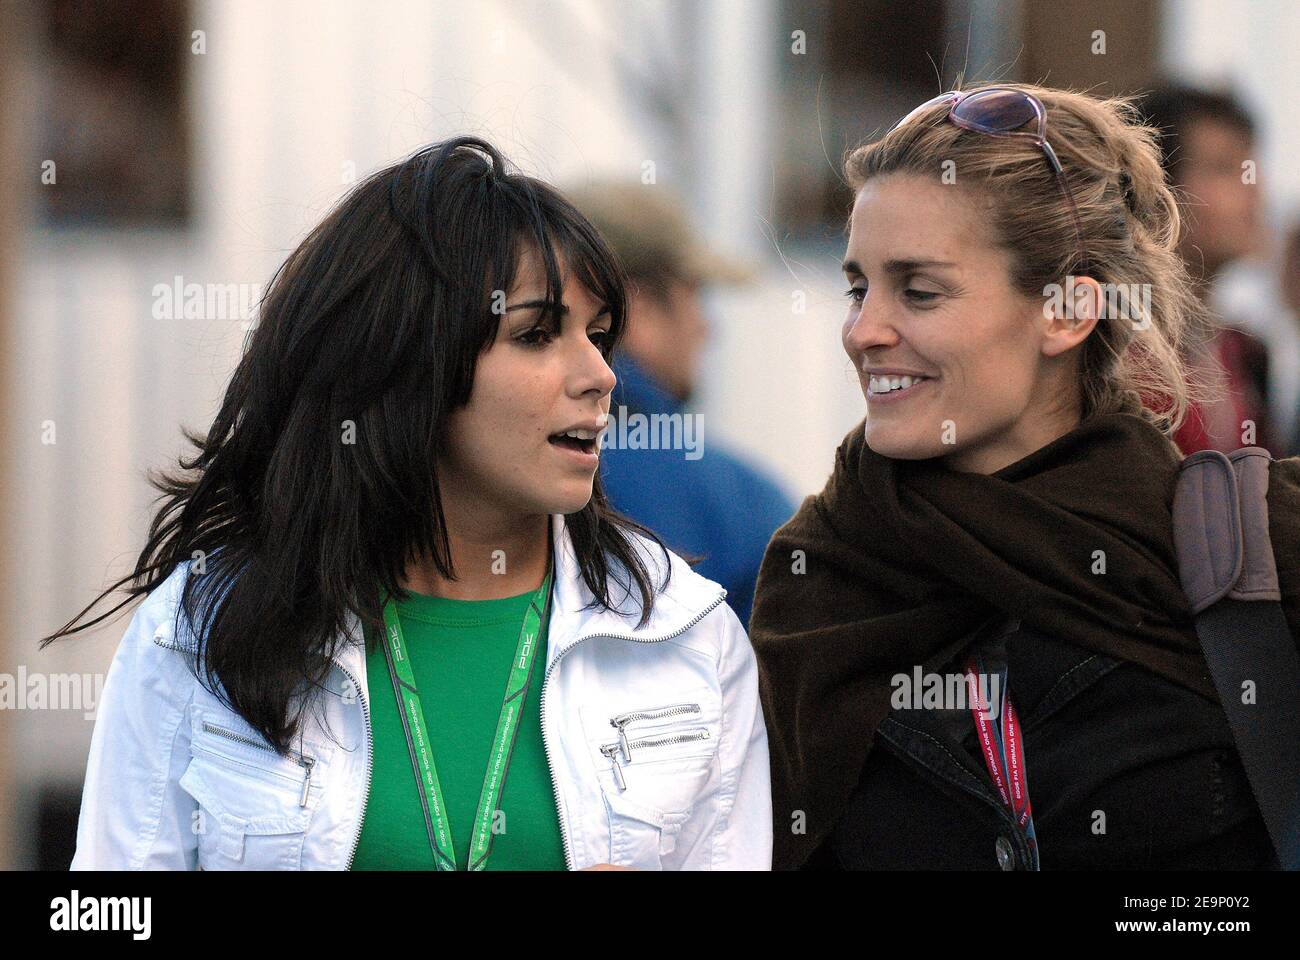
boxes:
[390,137,628,361]
[484,172,630,357]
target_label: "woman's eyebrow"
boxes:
[841,258,958,277]
[504,298,565,315]
[504,298,612,319]
[884,258,957,273]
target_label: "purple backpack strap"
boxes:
[1172,446,1300,870]
[1172,448,1282,611]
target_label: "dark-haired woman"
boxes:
[60,137,771,871]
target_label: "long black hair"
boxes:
[42,136,671,753]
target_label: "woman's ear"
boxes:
[1040,275,1102,358]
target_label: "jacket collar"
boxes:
[333,513,726,681]
[544,512,727,661]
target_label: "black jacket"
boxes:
[811,617,1277,870]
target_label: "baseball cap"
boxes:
[565,180,755,288]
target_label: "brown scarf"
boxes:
[750,407,1300,870]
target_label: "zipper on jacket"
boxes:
[153,616,377,862]
[609,703,701,761]
[539,589,728,870]
[153,635,193,654]
[199,720,317,807]
[332,654,373,871]
[599,728,710,790]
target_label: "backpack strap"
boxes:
[1172,447,1300,869]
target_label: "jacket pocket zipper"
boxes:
[599,728,710,790]
[200,720,317,807]
[609,702,702,761]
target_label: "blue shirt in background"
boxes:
[598,356,796,629]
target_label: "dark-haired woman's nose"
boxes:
[569,339,617,399]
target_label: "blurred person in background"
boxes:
[567,183,796,629]
[1139,84,1275,454]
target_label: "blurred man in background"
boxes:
[568,182,795,628]
[1139,84,1276,454]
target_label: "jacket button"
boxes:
[995,834,1016,871]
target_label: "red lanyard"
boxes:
[964,656,1039,857]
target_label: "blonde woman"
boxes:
[751,84,1300,871]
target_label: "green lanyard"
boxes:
[378,562,553,871]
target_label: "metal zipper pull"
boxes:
[609,702,701,762]
[298,757,315,807]
[617,726,632,762]
[599,743,627,790]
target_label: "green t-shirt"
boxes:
[350,585,566,870]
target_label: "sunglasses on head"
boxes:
[891,87,1089,276]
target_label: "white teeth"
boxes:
[868,374,929,395]
[562,429,597,440]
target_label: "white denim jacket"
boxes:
[70,514,773,870]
